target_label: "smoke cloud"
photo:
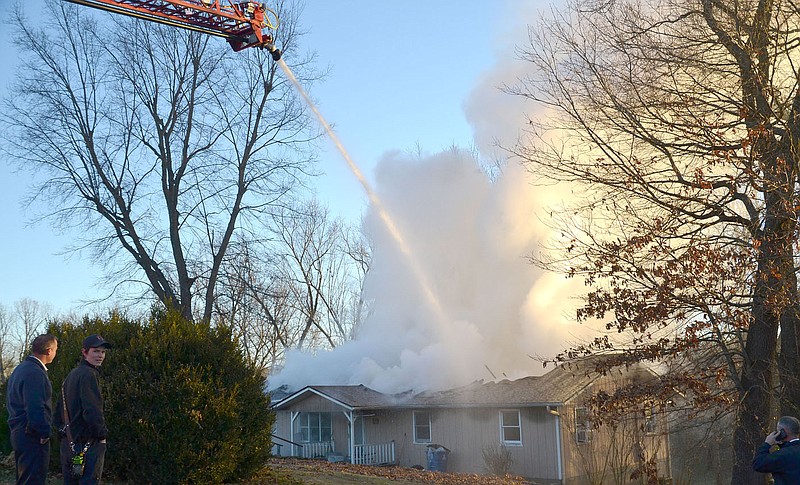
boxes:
[269,148,593,394]
[268,3,596,394]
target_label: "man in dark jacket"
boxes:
[753,415,800,485]
[6,333,59,485]
[54,334,113,485]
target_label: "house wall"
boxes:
[274,405,563,482]
[285,394,347,413]
[558,371,672,485]
[271,396,352,456]
[271,363,673,485]
[365,406,562,484]
[272,411,292,456]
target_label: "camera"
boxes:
[70,454,84,477]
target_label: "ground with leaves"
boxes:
[248,458,536,485]
[0,456,535,484]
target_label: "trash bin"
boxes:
[426,444,450,472]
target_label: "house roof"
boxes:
[270,357,651,411]
[411,366,593,407]
[271,384,399,411]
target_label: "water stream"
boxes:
[276,58,449,330]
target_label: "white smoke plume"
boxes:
[268,2,596,394]
[269,149,592,394]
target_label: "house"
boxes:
[270,358,671,484]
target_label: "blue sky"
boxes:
[0,1,549,314]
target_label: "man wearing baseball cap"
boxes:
[54,334,113,485]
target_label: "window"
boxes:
[413,411,432,443]
[298,412,332,443]
[575,407,591,444]
[644,404,657,434]
[500,410,522,445]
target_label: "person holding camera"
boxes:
[753,415,800,484]
[54,334,113,485]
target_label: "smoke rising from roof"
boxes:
[268,3,594,394]
[269,148,590,394]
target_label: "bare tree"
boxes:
[0,303,17,379]
[12,298,52,364]
[513,0,800,482]
[271,199,363,350]
[214,243,300,373]
[340,223,373,337]
[1,0,317,322]
[212,200,370,373]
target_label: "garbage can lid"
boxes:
[425,444,450,452]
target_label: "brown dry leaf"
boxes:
[267,458,536,484]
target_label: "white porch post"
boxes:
[343,411,355,464]
[554,411,563,481]
[290,411,299,457]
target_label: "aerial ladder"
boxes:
[63,0,281,57]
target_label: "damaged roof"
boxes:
[271,384,399,410]
[270,357,654,410]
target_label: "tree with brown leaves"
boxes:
[513,0,800,482]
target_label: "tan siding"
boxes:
[365,409,420,465]
[272,411,292,456]
[364,407,561,481]
[559,370,672,485]
[331,412,350,455]
[291,394,349,412]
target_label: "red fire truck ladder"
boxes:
[63,0,279,54]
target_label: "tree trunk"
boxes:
[731,153,795,484]
[778,297,800,417]
[731,308,776,484]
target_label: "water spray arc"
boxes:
[275,58,451,333]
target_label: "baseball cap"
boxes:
[83,334,113,350]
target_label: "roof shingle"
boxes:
[271,357,641,410]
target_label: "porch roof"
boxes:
[271,384,399,411]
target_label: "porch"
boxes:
[273,410,396,465]
[273,438,396,465]
[352,441,396,465]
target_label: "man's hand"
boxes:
[766,431,781,446]
[39,437,49,445]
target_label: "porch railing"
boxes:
[352,441,395,465]
[299,440,334,459]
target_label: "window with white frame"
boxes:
[500,410,522,445]
[413,411,432,443]
[575,407,591,444]
[298,412,332,443]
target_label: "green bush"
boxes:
[48,308,275,484]
[0,381,10,456]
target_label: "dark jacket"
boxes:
[54,359,108,442]
[6,356,53,439]
[753,439,800,485]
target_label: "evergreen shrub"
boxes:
[48,308,274,484]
